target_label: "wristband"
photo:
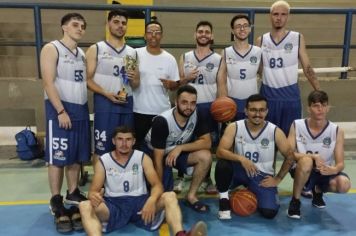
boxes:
[58,109,65,116]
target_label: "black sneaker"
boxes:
[287,197,301,219]
[69,206,83,231]
[54,206,73,233]
[64,188,87,205]
[49,194,64,215]
[218,198,231,220]
[312,188,326,209]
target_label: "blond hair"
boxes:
[270,0,291,13]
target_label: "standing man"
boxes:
[79,126,207,236]
[215,94,295,220]
[287,90,351,219]
[256,0,320,135]
[178,20,221,194]
[133,19,180,149]
[86,10,139,163]
[217,14,262,120]
[41,13,89,232]
[145,85,212,213]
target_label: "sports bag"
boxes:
[15,127,43,160]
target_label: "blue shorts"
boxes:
[103,195,165,233]
[94,112,133,155]
[142,146,191,192]
[197,103,219,146]
[304,170,350,192]
[231,162,279,211]
[45,119,91,166]
[231,97,246,121]
[265,99,301,136]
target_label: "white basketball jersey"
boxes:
[145,108,197,154]
[45,40,88,120]
[294,119,338,166]
[183,51,221,103]
[234,120,277,175]
[261,31,300,98]
[94,41,136,95]
[225,45,261,99]
[100,150,147,197]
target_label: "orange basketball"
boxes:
[210,97,237,122]
[230,189,257,216]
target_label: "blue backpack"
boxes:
[15,127,43,160]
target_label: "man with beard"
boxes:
[144,85,212,213]
[177,21,221,194]
[256,0,320,136]
[217,15,261,120]
[86,10,139,164]
[215,94,295,219]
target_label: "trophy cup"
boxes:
[117,55,137,102]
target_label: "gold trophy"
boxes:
[117,55,138,102]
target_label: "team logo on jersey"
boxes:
[261,138,269,148]
[262,44,271,53]
[107,167,119,176]
[63,54,74,64]
[53,150,65,161]
[297,134,307,144]
[205,62,214,72]
[186,123,195,133]
[250,56,258,64]
[322,137,331,148]
[226,57,236,65]
[284,43,293,53]
[132,164,139,175]
[184,61,196,69]
[96,141,105,151]
[102,51,113,60]
[237,136,245,144]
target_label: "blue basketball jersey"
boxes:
[93,42,136,113]
[45,40,89,121]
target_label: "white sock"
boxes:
[219,191,229,199]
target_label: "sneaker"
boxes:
[312,187,326,209]
[187,221,207,236]
[49,194,64,215]
[218,198,231,220]
[301,187,313,199]
[68,206,83,231]
[64,188,87,205]
[54,205,72,233]
[287,197,301,219]
[174,177,184,193]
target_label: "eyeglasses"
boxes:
[248,108,267,113]
[234,24,251,30]
[146,30,162,36]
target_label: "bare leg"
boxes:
[293,156,313,199]
[79,200,109,236]
[156,192,183,235]
[65,163,81,193]
[48,165,64,196]
[328,175,351,193]
[186,150,211,203]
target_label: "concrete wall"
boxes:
[0,0,355,132]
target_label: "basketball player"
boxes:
[217,14,261,120]
[133,19,180,149]
[177,20,221,194]
[144,85,212,213]
[41,13,89,232]
[287,90,351,219]
[215,94,295,219]
[256,0,320,135]
[86,10,139,164]
[79,126,207,236]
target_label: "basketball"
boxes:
[230,189,257,216]
[210,97,237,122]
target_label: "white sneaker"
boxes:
[173,177,184,193]
[218,210,232,220]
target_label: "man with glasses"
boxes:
[217,15,261,120]
[215,94,294,220]
[287,90,350,219]
[256,0,320,136]
[133,19,180,149]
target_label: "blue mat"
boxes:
[1,194,356,236]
